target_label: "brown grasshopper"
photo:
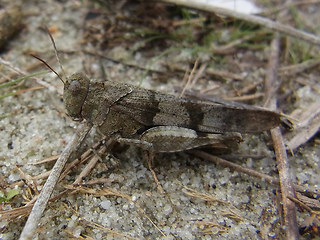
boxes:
[32,27,281,154]
[60,72,281,153]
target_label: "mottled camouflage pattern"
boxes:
[63,72,281,152]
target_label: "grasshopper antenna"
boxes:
[45,27,67,81]
[30,53,65,84]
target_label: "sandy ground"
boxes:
[0,1,319,239]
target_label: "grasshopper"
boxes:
[32,28,281,154]
[61,72,281,153]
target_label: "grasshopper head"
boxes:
[63,73,90,121]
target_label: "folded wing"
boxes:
[110,87,281,133]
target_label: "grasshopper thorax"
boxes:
[63,72,90,121]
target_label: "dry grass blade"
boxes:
[29,154,59,165]
[0,205,33,221]
[0,70,47,101]
[0,57,62,95]
[221,208,246,222]
[73,145,107,185]
[224,93,264,101]
[65,185,166,237]
[206,68,245,81]
[183,186,246,232]
[183,186,230,205]
[82,219,142,240]
[179,58,199,97]
[296,192,320,211]
[287,195,320,235]
[77,177,117,186]
[196,220,228,235]
[58,139,106,182]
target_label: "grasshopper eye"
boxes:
[69,80,81,94]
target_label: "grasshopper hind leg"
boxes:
[115,137,164,192]
[140,126,242,153]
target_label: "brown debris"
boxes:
[285,101,320,150]
[0,4,23,50]
[265,37,299,240]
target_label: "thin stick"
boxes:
[224,93,264,101]
[73,145,107,185]
[191,150,319,196]
[279,59,320,76]
[161,0,320,46]
[285,102,320,150]
[206,68,245,81]
[271,127,300,239]
[265,37,299,240]
[59,137,106,182]
[179,58,199,97]
[19,123,92,240]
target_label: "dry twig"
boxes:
[161,0,320,46]
[190,150,318,195]
[73,145,107,185]
[224,93,264,101]
[285,102,320,150]
[279,59,320,76]
[19,123,92,240]
[265,37,299,240]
